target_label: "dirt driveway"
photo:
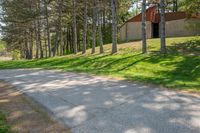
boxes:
[0,81,71,133]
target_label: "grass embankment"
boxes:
[0,36,199,91]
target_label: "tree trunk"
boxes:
[82,0,87,54]
[35,21,39,59]
[25,31,30,59]
[70,26,74,52]
[103,6,106,32]
[77,27,80,51]
[54,30,59,56]
[44,0,51,57]
[91,0,97,54]
[58,0,63,56]
[37,19,43,58]
[72,0,78,54]
[98,0,104,54]
[29,31,33,59]
[141,0,147,53]
[160,0,167,54]
[43,30,48,58]
[111,0,117,54]
[37,0,43,58]
[67,27,70,53]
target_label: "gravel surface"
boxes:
[0,69,200,133]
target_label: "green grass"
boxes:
[0,113,10,133]
[0,36,200,92]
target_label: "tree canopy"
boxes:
[0,0,198,59]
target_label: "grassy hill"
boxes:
[0,36,199,92]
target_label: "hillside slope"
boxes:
[0,36,199,91]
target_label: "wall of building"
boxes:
[120,24,127,42]
[165,18,200,37]
[120,21,152,42]
[120,18,200,42]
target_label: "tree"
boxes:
[141,0,147,53]
[180,0,200,17]
[111,0,117,54]
[44,0,51,57]
[1,0,38,59]
[98,0,104,54]
[91,0,97,54]
[37,0,43,58]
[72,0,77,54]
[0,0,134,59]
[58,0,63,56]
[82,0,88,54]
[160,0,167,54]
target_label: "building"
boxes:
[120,6,200,42]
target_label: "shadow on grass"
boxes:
[34,54,110,68]
[168,38,200,55]
[98,53,143,69]
[115,56,150,71]
[123,54,200,91]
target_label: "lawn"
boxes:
[0,36,199,92]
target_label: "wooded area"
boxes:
[0,0,198,59]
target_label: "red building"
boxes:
[120,6,200,42]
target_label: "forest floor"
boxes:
[0,36,199,92]
[0,81,71,133]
